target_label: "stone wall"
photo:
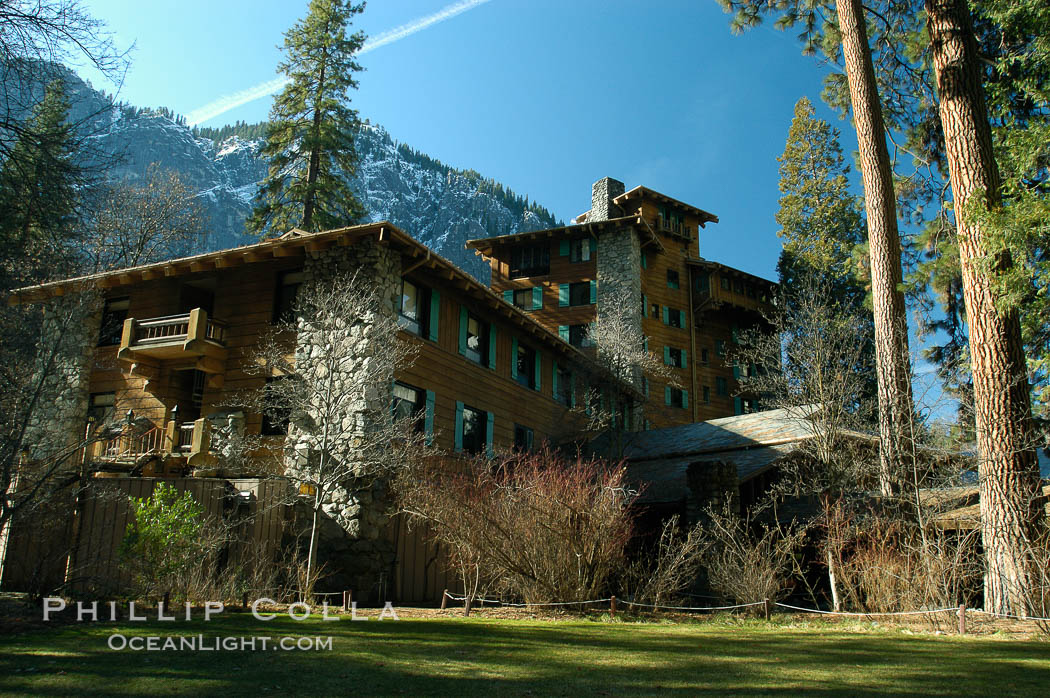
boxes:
[685,460,739,525]
[283,238,403,598]
[23,293,102,462]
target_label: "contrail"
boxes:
[186,0,492,126]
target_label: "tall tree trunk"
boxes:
[925,0,1043,616]
[301,56,327,231]
[835,0,915,496]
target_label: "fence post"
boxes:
[958,604,966,635]
[610,596,617,619]
[463,595,472,617]
[440,590,448,610]
[242,592,248,611]
[163,592,170,611]
[763,598,772,621]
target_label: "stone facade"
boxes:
[283,238,403,597]
[685,460,740,524]
[23,293,103,462]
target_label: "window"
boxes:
[87,392,115,425]
[461,311,490,366]
[701,348,710,366]
[746,284,757,299]
[392,382,425,432]
[98,298,129,346]
[569,238,591,262]
[515,342,537,389]
[512,288,532,309]
[510,244,550,278]
[742,398,757,414]
[667,269,680,290]
[667,387,687,409]
[555,365,573,407]
[716,377,728,396]
[398,279,430,337]
[569,281,591,306]
[716,339,726,357]
[666,347,685,368]
[459,403,487,455]
[261,377,291,436]
[514,424,534,452]
[665,307,684,328]
[703,385,711,404]
[273,270,304,323]
[568,324,588,348]
[651,303,660,318]
[734,279,745,294]
[720,276,730,291]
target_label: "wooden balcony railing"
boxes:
[88,425,165,463]
[122,308,227,349]
[655,216,692,238]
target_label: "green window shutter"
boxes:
[559,240,570,256]
[682,349,688,366]
[643,337,649,353]
[589,279,597,304]
[662,306,669,324]
[663,346,671,365]
[558,284,569,307]
[428,290,440,342]
[733,363,741,379]
[731,323,739,344]
[503,289,514,304]
[552,361,559,397]
[454,401,464,452]
[534,352,542,391]
[642,377,649,397]
[510,337,518,380]
[734,397,743,415]
[532,286,543,310]
[488,324,497,369]
[570,373,576,408]
[589,238,597,253]
[682,390,689,409]
[641,252,647,269]
[664,386,671,406]
[458,306,468,355]
[642,294,648,317]
[424,390,435,445]
[485,412,494,459]
[559,325,569,342]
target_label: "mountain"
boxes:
[31,68,562,281]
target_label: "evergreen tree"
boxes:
[0,80,80,289]
[247,0,367,236]
[775,97,877,421]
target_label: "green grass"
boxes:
[1,611,1048,696]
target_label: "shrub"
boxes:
[119,483,218,600]
[396,446,634,605]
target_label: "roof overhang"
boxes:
[613,186,719,227]
[465,215,665,259]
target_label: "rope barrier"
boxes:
[775,602,959,617]
[968,609,1050,622]
[622,600,766,612]
[441,592,611,607]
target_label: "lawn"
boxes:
[1,609,1048,696]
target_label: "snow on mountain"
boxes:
[54,71,560,281]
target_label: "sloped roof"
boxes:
[464,215,665,256]
[632,444,799,504]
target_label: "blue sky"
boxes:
[79,0,854,284]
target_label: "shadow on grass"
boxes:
[1,614,1048,696]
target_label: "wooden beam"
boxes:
[118,274,134,286]
[189,261,212,273]
[163,264,181,277]
[140,269,161,280]
[272,245,303,258]
[243,250,266,263]
[305,239,332,253]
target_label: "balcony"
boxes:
[655,216,692,239]
[86,417,208,473]
[117,308,228,387]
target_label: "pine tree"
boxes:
[0,80,80,289]
[775,98,877,423]
[247,0,367,236]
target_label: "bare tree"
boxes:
[82,164,207,271]
[250,271,427,584]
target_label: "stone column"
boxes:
[284,237,402,599]
[23,292,102,462]
[590,177,625,222]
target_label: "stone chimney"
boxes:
[589,177,625,222]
